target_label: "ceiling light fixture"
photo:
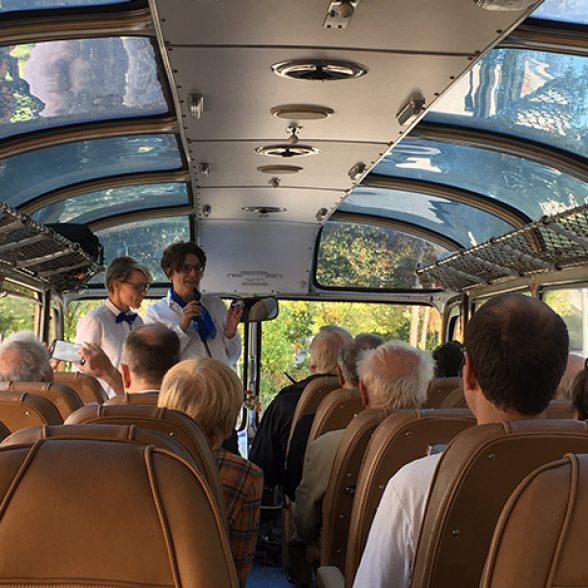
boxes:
[271,105,334,120]
[272,59,368,81]
[257,165,303,174]
[396,97,426,126]
[242,206,287,218]
[255,144,319,158]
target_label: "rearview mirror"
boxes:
[233,297,279,323]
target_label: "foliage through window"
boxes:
[543,287,588,355]
[0,292,37,336]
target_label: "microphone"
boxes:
[192,288,202,303]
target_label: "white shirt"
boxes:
[75,299,144,398]
[353,453,442,588]
[144,291,241,366]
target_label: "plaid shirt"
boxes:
[215,449,263,587]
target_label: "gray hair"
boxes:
[105,256,152,292]
[309,326,353,374]
[0,331,52,382]
[338,333,385,387]
[357,340,434,409]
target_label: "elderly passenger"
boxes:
[0,331,53,382]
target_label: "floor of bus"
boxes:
[248,561,291,587]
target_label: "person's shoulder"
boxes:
[217,450,264,482]
[77,303,106,326]
[145,297,168,314]
[391,453,442,491]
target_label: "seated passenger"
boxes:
[555,352,585,400]
[354,294,569,588]
[292,341,432,546]
[570,359,588,419]
[431,340,464,377]
[158,357,263,588]
[0,331,53,383]
[284,332,384,500]
[249,325,352,490]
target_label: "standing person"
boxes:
[75,256,151,397]
[145,241,242,365]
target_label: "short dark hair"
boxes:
[160,242,207,280]
[122,324,180,386]
[464,294,569,416]
[432,341,465,377]
[571,364,588,420]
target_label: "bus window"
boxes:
[0,291,38,337]
[259,300,440,405]
[543,287,588,356]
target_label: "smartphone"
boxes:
[50,340,83,363]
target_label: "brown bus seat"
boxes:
[0,420,9,442]
[0,438,238,587]
[105,391,159,405]
[546,399,574,419]
[424,377,463,409]
[411,419,588,588]
[481,452,588,588]
[54,371,108,404]
[345,409,475,586]
[66,404,225,520]
[0,390,63,431]
[439,385,467,408]
[320,408,395,573]
[0,380,83,420]
[307,388,364,449]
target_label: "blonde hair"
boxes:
[105,256,152,292]
[158,357,243,448]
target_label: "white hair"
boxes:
[357,340,434,409]
[0,331,52,382]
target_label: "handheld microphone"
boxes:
[192,288,202,303]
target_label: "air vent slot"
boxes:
[256,144,319,158]
[271,59,367,81]
[242,206,287,215]
[257,165,303,174]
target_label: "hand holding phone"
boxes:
[50,340,83,364]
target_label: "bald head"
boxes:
[309,326,353,374]
[464,293,568,415]
[0,331,52,383]
[357,341,434,409]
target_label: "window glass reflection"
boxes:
[0,0,129,11]
[530,0,588,25]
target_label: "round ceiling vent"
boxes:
[257,165,303,174]
[271,105,334,120]
[242,206,287,215]
[255,144,319,158]
[271,59,368,81]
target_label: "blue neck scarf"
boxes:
[169,288,217,343]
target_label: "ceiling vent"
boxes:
[271,105,334,120]
[257,165,303,174]
[242,206,287,217]
[271,59,367,81]
[255,144,319,158]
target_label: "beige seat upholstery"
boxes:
[439,385,467,408]
[307,388,363,448]
[0,381,83,420]
[0,390,63,431]
[105,392,159,406]
[411,420,588,588]
[66,404,225,518]
[424,377,463,409]
[54,371,108,404]
[345,409,475,586]
[481,452,588,588]
[0,437,238,587]
[546,399,575,419]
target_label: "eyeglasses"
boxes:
[178,263,204,275]
[123,281,150,293]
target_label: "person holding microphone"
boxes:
[145,241,243,365]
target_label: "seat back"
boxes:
[481,452,588,588]
[288,376,340,450]
[0,438,238,587]
[320,408,395,571]
[307,388,363,448]
[411,419,588,588]
[439,386,467,408]
[0,381,83,420]
[105,392,159,406]
[546,399,574,419]
[0,421,10,442]
[0,390,63,431]
[346,409,475,587]
[53,371,108,404]
[66,404,225,517]
[424,377,463,409]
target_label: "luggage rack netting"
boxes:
[417,203,588,292]
[0,203,103,293]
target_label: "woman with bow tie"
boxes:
[75,256,151,397]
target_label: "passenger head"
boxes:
[105,256,151,310]
[464,294,568,417]
[337,333,385,388]
[120,324,180,391]
[158,357,243,448]
[555,352,585,400]
[0,331,53,382]
[161,242,207,299]
[357,341,434,409]
[432,340,465,378]
[309,326,353,374]
[570,361,588,420]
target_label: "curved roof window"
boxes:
[315,220,448,290]
[339,186,514,248]
[530,0,588,25]
[0,0,130,11]
[372,137,588,219]
[0,134,183,208]
[31,182,190,225]
[92,216,191,283]
[0,37,167,139]
[427,49,588,159]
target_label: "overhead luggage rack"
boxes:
[0,203,103,294]
[417,203,588,292]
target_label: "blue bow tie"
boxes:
[116,312,138,325]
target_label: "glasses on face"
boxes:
[178,263,204,275]
[123,281,150,294]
